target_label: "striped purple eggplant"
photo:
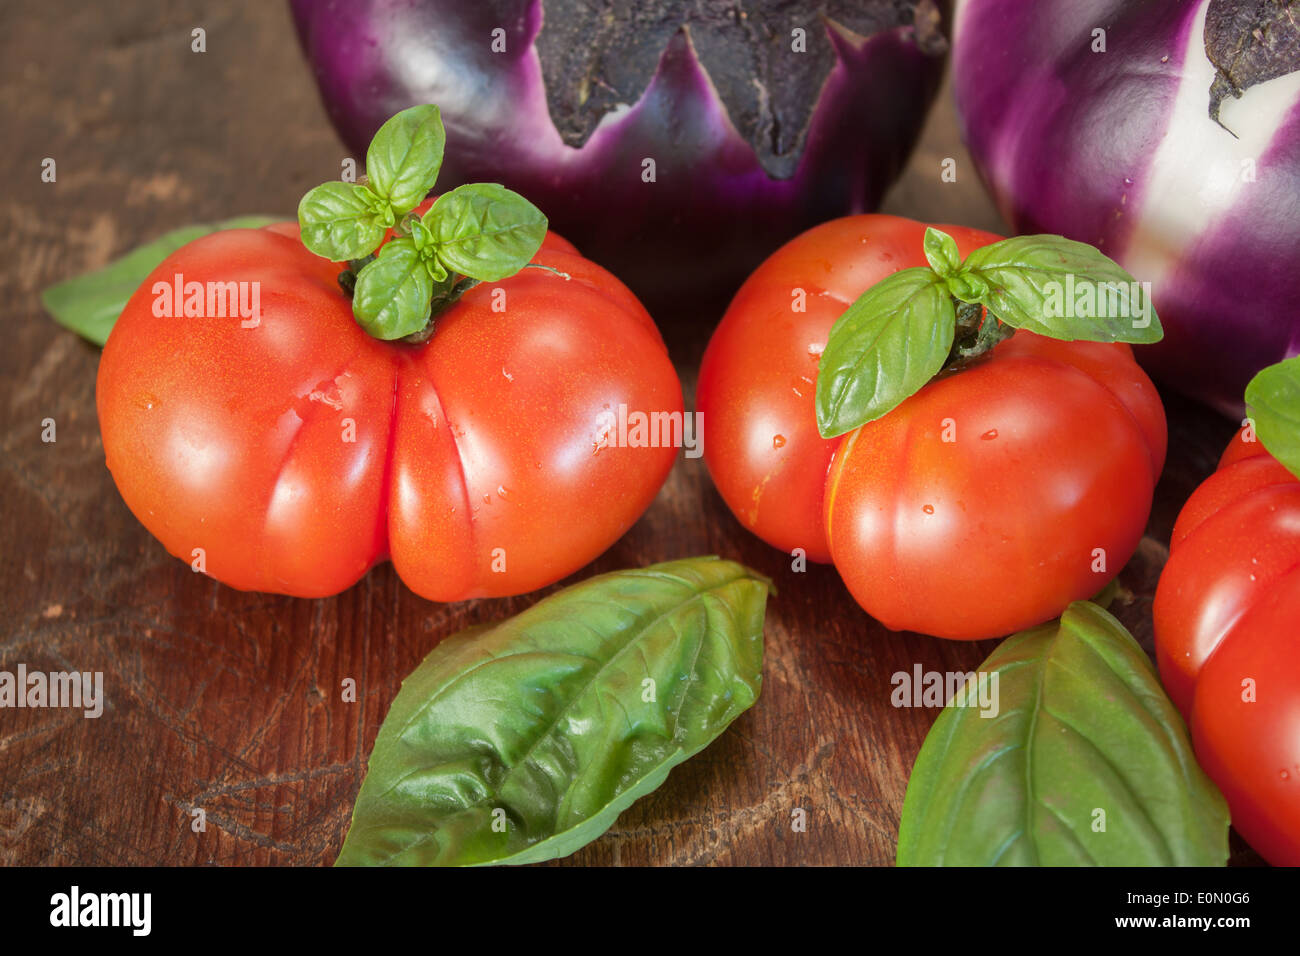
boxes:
[290,0,950,305]
[953,0,1300,415]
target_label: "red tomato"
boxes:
[97,215,681,600]
[1154,427,1300,865]
[698,214,1166,640]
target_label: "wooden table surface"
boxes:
[0,1,1257,866]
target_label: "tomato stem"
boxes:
[337,253,377,299]
[941,301,1014,374]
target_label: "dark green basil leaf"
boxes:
[365,105,446,215]
[41,216,279,346]
[351,238,436,340]
[298,182,390,262]
[923,227,963,278]
[336,556,770,867]
[424,183,548,282]
[897,601,1229,866]
[815,268,955,438]
[1245,356,1300,480]
[959,235,1163,344]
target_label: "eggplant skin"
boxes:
[954,0,1300,415]
[289,0,949,307]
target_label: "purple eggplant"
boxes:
[290,0,950,305]
[954,0,1300,415]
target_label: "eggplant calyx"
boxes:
[1205,0,1300,131]
[534,0,949,180]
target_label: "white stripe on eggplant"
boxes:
[1121,0,1300,289]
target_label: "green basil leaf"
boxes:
[40,216,279,346]
[351,238,436,340]
[336,556,769,867]
[298,181,390,262]
[897,601,1230,866]
[959,235,1163,344]
[365,105,446,215]
[1245,355,1300,480]
[923,227,963,278]
[815,268,955,438]
[424,182,548,282]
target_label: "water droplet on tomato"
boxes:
[922,504,935,515]
[773,435,786,449]
[1282,769,1292,781]
[135,392,160,411]
[981,429,998,441]
[497,484,510,500]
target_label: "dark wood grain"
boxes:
[0,1,1254,866]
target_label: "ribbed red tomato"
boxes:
[699,214,1167,640]
[96,215,681,600]
[1154,426,1300,865]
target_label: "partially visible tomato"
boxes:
[97,208,681,600]
[699,214,1167,640]
[1154,426,1300,865]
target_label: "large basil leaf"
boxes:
[365,104,446,215]
[297,181,390,262]
[351,238,436,341]
[960,235,1163,344]
[815,267,955,438]
[337,556,770,866]
[1245,355,1300,480]
[41,216,279,345]
[897,601,1229,866]
[425,182,548,282]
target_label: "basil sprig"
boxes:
[336,556,769,866]
[298,105,444,261]
[299,105,548,341]
[1245,355,1300,480]
[815,228,1163,438]
[897,601,1229,866]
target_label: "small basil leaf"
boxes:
[365,104,446,215]
[351,238,436,340]
[1245,356,1300,480]
[815,268,956,438]
[960,235,1163,344]
[41,216,279,346]
[425,255,449,284]
[923,227,963,278]
[298,181,390,262]
[897,601,1230,866]
[425,183,548,282]
[336,556,770,867]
